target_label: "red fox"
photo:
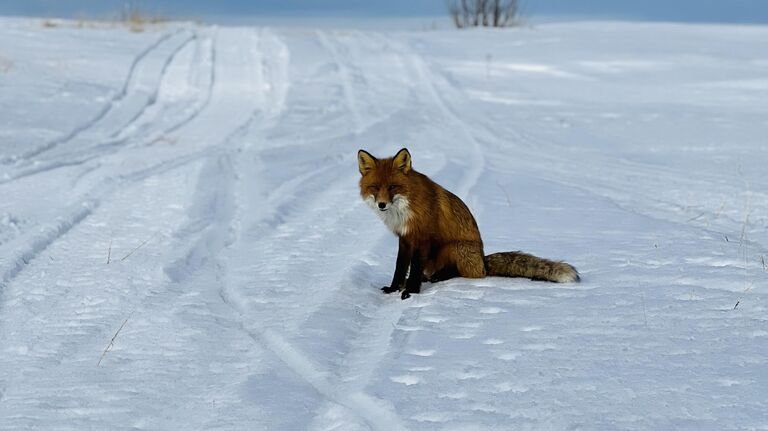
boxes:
[358,148,579,300]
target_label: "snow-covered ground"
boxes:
[1,17,767,430]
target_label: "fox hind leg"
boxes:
[428,265,459,283]
[453,241,486,279]
[434,241,486,280]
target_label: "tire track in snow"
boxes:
[0,30,207,186]
[0,25,397,428]
[106,33,198,140]
[0,146,217,312]
[216,30,406,239]
[407,36,767,253]
[299,33,492,429]
[230,34,409,428]
[0,199,96,291]
[391,37,766,251]
[316,31,364,134]
[0,28,231,400]
[125,26,243,283]
[0,30,218,311]
[153,31,217,138]
[314,31,413,146]
[394,35,765,256]
[252,31,482,428]
[378,34,486,199]
[0,29,185,165]
[216,68,396,331]
[187,29,412,430]
[152,27,404,430]
[500,126,768,251]
[0,29,216,279]
[357,32,489,345]
[0,61,226,422]
[0,131,224,400]
[222,258,411,431]
[233,320,411,431]
[102,25,236,289]
[224,30,410,247]
[213,30,473,430]
[70,30,217,166]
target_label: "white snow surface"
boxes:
[1,17,767,430]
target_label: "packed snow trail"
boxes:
[1,18,767,430]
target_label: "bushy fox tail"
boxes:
[484,251,580,283]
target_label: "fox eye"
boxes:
[388,185,401,192]
[368,185,379,191]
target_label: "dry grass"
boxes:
[97,315,131,366]
[733,165,753,311]
[39,1,169,33]
[119,233,157,262]
[120,0,167,32]
[125,14,164,33]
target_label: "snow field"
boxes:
[1,18,767,430]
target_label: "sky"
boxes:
[0,0,767,24]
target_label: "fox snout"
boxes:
[377,202,389,211]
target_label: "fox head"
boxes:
[358,148,413,235]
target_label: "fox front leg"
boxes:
[401,251,422,300]
[382,238,410,294]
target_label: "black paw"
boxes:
[381,286,399,294]
[401,291,411,300]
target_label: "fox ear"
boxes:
[358,150,377,175]
[393,148,411,173]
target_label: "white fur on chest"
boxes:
[365,194,412,236]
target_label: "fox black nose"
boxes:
[378,202,387,209]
